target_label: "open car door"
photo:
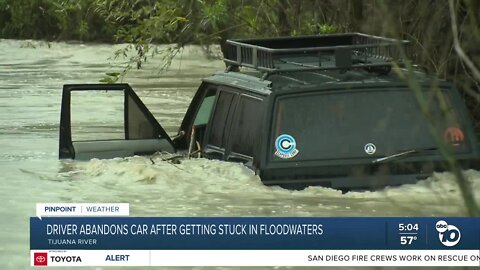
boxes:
[59,84,175,160]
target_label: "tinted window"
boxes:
[127,94,156,139]
[208,91,235,147]
[194,89,216,126]
[231,96,263,157]
[272,89,467,161]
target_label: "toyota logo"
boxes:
[34,252,48,266]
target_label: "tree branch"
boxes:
[449,0,480,83]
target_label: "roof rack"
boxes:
[224,32,410,73]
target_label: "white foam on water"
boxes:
[59,155,480,217]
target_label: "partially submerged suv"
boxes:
[59,33,480,189]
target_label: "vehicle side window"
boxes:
[193,88,216,126]
[207,91,236,148]
[187,88,217,149]
[230,96,263,157]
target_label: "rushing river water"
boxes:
[0,39,479,269]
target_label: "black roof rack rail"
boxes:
[224,32,410,73]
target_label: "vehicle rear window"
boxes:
[271,89,468,161]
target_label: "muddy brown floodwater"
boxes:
[0,39,478,269]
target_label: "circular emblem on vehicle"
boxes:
[364,143,376,155]
[444,127,464,146]
[274,134,299,159]
[36,256,46,263]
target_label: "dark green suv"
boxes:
[59,33,480,189]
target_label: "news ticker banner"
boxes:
[30,250,480,267]
[30,203,480,266]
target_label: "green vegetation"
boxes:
[0,0,341,79]
[1,0,480,214]
[3,0,475,133]
[0,1,338,43]
[0,0,112,41]
[1,0,477,79]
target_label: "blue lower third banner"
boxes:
[30,217,480,266]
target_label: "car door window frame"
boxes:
[203,87,239,158]
[59,83,174,159]
[225,94,264,163]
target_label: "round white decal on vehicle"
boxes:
[364,143,376,155]
[274,134,299,159]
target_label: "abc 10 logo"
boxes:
[435,220,461,247]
